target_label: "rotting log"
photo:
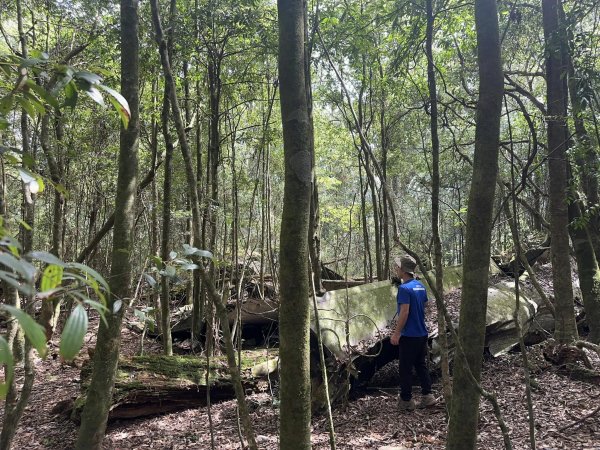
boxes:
[69,350,279,421]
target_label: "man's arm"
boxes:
[391,303,410,345]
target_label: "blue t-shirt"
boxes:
[396,278,428,337]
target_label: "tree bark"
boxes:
[75,1,139,447]
[277,0,313,448]
[568,198,600,343]
[149,1,257,447]
[160,84,174,356]
[425,0,451,409]
[447,0,503,448]
[542,0,578,344]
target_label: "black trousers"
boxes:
[398,336,432,401]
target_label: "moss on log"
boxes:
[71,350,278,421]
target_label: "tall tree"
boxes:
[425,0,451,407]
[75,0,139,447]
[446,0,503,448]
[277,0,313,448]
[542,0,578,344]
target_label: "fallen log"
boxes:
[69,350,279,421]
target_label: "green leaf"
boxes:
[0,95,13,115]
[169,251,177,260]
[0,252,35,282]
[16,95,42,118]
[29,251,66,267]
[18,167,36,184]
[66,262,109,292]
[59,304,88,361]
[1,305,47,358]
[25,80,59,108]
[16,218,32,231]
[0,271,35,297]
[41,264,63,291]
[144,273,157,288]
[82,299,109,315]
[74,71,102,85]
[83,87,104,107]
[51,182,70,198]
[63,82,78,109]
[98,85,130,129]
[182,245,213,259]
[0,336,14,399]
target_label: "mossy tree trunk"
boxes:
[74,1,139,448]
[277,0,313,448]
[447,0,503,448]
[542,0,578,344]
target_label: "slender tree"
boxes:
[542,0,578,344]
[75,0,139,447]
[278,0,313,448]
[425,0,451,407]
[447,0,503,448]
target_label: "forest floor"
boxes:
[3,264,600,449]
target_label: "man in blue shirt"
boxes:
[390,254,436,410]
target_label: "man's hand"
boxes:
[391,330,401,346]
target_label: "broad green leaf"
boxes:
[16,96,42,118]
[29,251,66,267]
[63,82,78,108]
[82,299,109,315]
[0,336,14,399]
[41,264,63,291]
[193,249,213,259]
[1,305,47,358]
[22,91,46,115]
[150,255,162,267]
[18,167,36,184]
[51,182,70,198]
[37,287,63,300]
[0,252,35,282]
[169,251,177,260]
[26,80,59,108]
[67,262,109,292]
[181,263,199,271]
[0,271,35,297]
[144,273,157,288]
[83,87,104,107]
[165,265,177,278]
[98,84,130,129]
[0,95,13,115]
[74,71,102,85]
[59,304,88,361]
[16,218,32,231]
[182,245,213,259]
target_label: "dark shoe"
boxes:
[398,398,415,411]
[418,394,437,408]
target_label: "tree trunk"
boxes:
[277,0,313,448]
[425,0,451,409]
[149,2,257,447]
[542,0,578,344]
[568,197,600,343]
[447,0,503,448]
[39,112,65,339]
[75,1,139,447]
[160,85,174,356]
